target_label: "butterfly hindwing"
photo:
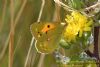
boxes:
[30,22,66,54]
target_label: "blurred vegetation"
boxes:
[0,0,100,67]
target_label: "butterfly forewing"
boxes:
[30,22,66,54]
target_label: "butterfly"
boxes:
[30,22,66,54]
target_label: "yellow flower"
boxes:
[64,11,93,42]
[78,18,93,37]
[72,11,93,37]
[64,23,79,42]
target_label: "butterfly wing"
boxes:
[30,22,66,54]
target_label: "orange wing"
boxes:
[41,23,55,33]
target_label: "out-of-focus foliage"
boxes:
[0,0,60,67]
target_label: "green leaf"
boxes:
[68,0,85,9]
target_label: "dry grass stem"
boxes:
[37,54,45,67]
[24,0,45,67]
[9,0,14,67]
[14,0,27,27]
[0,0,7,32]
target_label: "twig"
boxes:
[0,0,7,61]
[37,54,45,67]
[24,37,35,67]
[53,0,61,21]
[0,0,7,32]
[54,0,73,11]
[0,0,28,62]
[94,27,100,66]
[13,34,22,55]
[14,0,27,27]
[98,28,100,57]
[0,34,10,61]
[24,0,45,67]
[13,0,27,58]
[37,0,45,22]
[30,51,38,67]
[85,50,94,57]
[9,0,14,67]
[85,2,100,10]
[37,1,45,67]
[94,27,99,60]
[82,1,100,17]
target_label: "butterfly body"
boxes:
[30,22,66,54]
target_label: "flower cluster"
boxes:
[63,11,93,42]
